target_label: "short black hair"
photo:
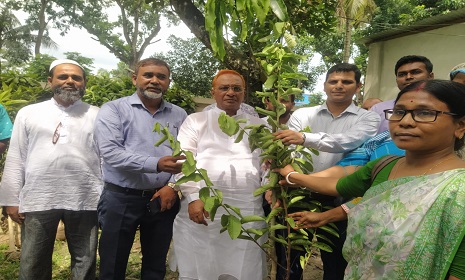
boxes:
[325,63,361,84]
[394,55,433,75]
[134,58,171,76]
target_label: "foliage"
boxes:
[82,73,134,107]
[55,0,173,69]
[0,70,48,118]
[63,52,95,74]
[151,35,224,98]
[110,61,133,79]
[307,92,325,107]
[0,5,35,72]
[24,54,57,82]
[163,85,197,115]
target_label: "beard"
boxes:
[140,88,164,100]
[53,86,85,104]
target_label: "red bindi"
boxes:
[410,100,414,102]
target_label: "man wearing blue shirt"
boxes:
[94,58,187,280]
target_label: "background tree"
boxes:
[167,0,338,105]
[56,0,175,70]
[63,51,95,74]
[336,0,376,63]
[153,35,224,98]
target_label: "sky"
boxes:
[14,8,325,93]
[15,10,193,72]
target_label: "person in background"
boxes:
[0,59,101,280]
[450,62,465,85]
[0,104,13,154]
[273,63,380,280]
[94,58,187,280]
[276,79,465,280]
[371,55,434,133]
[262,93,295,125]
[361,97,382,110]
[171,70,267,280]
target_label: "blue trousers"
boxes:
[98,188,179,280]
[19,210,98,280]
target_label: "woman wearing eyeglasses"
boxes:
[274,79,465,279]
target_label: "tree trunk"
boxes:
[34,0,48,56]
[169,0,265,104]
[342,19,351,63]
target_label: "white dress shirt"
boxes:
[0,98,102,212]
[288,102,380,172]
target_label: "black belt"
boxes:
[104,182,157,197]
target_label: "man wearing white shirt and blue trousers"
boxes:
[0,59,101,280]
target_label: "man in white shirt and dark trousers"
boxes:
[274,63,380,279]
[0,59,102,280]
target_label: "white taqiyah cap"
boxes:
[49,59,84,72]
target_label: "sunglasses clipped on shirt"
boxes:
[52,122,62,144]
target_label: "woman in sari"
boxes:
[275,79,465,279]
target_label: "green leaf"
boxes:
[185,150,196,166]
[181,158,197,176]
[270,0,288,21]
[273,22,286,35]
[175,173,204,185]
[199,187,210,202]
[204,196,218,212]
[153,135,167,147]
[218,112,240,136]
[241,215,265,223]
[198,168,214,186]
[153,122,161,132]
[313,241,333,253]
[269,224,287,230]
[224,204,241,216]
[319,225,340,238]
[288,195,305,207]
[264,74,278,89]
[315,234,335,247]
[235,129,245,143]
[227,215,242,239]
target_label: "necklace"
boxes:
[421,156,454,175]
[391,155,454,178]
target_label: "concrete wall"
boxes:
[364,22,465,101]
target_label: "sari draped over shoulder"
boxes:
[343,169,465,280]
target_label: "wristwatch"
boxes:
[167,182,180,192]
[301,132,306,144]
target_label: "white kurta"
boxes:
[171,108,267,280]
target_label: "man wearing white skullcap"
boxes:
[450,62,465,85]
[0,59,101,279]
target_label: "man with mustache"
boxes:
[94,58,187,280]
[370,55,434,133]
[0,59,102,280]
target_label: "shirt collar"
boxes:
[319,101,359,116]
[51,97,83,111]
[129,92,172,113]
[212,106,244,118]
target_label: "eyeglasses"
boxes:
[217,85,243,93]
[384,109,457,123]
[52,122,62,144]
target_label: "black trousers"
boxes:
[97,186,179,280]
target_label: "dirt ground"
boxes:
[0,219,324,280]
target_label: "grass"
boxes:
[0,235,179,280]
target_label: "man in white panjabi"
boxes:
[170,70,267,280]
